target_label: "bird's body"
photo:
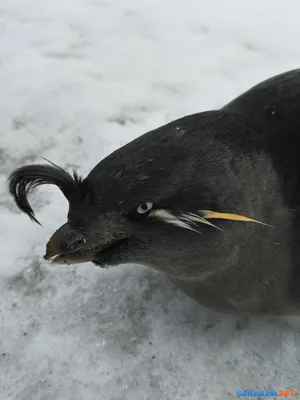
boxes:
[168,69,300,315]
[8,69,300,315]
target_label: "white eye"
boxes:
[137,202,153,214]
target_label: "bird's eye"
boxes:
[137,202,153,214]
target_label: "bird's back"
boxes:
[223,68,300,208]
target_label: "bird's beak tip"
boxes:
[43,234,62,262]
[43,251,54,261]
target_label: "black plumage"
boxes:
[8,68,300,315]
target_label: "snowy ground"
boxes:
[1,0,300,399]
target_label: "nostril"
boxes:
[46,223,87,256]
[74,236,86,245]
[67,231,87,250]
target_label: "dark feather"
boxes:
[7,160,84,225]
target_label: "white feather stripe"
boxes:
[180,212,224,231]
[149,209,200,233]
[168,219,200,232]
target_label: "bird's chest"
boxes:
[170,275,295,315]
[169,230,295,315]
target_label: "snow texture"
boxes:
[1,0,300,399]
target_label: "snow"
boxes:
[1,0,300,398]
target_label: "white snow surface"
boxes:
[1,0,300,399]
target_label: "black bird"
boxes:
[8,69,300,315]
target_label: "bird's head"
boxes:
[8,113,269,278]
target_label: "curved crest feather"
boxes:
[8,159,84,225]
